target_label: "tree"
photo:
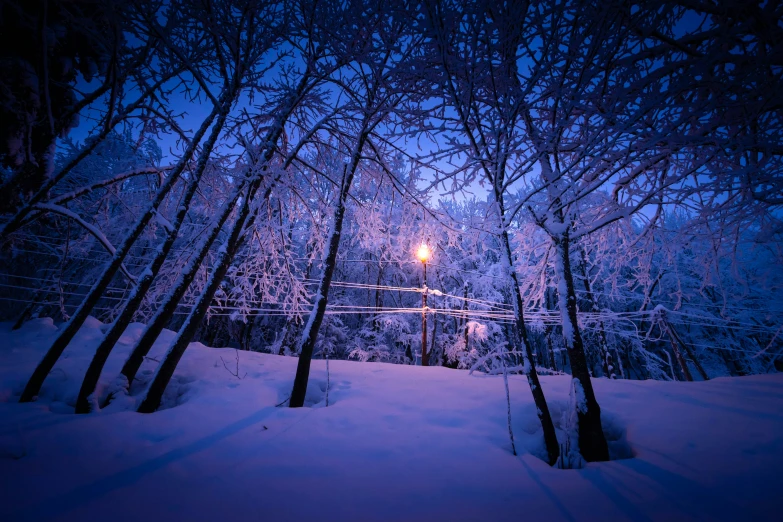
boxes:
[74,0,287,413]
[135,0,342,412]
[290,0,422,407]
[421,0,561,465]
[18,0,235,403]
[0,0,123,210]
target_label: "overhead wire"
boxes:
[1,274,777,331]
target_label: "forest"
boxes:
[0,0,781,476]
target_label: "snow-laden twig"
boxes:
[219,349,247,380]
[32,203,137,283]
[48,166,172,206]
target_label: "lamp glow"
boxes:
[416,243,431,263]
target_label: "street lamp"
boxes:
[417,243,431,366]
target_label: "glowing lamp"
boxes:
[416,243,431,263]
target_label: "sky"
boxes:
[64,4,717,215]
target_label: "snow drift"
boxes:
[0,318,781,521]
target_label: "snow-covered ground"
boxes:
[1,318,781,522]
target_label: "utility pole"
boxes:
[417,243,430,366]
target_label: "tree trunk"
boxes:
[111,182,246,399]
[463,283,469,351]
[578,249,615,378]
[552,235,610,462]
[137,194,257,413]
[430,311,438,365]
[289,139,365,407]
[445,283,467,369]
[544,288,558,372]
[499,224,560,466]
[373,261,383,329]
[662,317,693,381]
[13,285,48,330]
[77,179,244,413]
[115,66,316,396]
[18,100,223,403]
[242,313,258,351]
[668,320,709,381]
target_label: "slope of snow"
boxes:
[0,318,781,521]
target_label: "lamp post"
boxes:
[417,243,430,366]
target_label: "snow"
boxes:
[33,204,117,255]
[152,210,174,233]
[560,378,586,470]
[1,318,782,521]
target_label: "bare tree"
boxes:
[421,0,561,465]
[73,0,287,413]
[135,0,342,412]
[289,0,422,407]
[18,0,231,403]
